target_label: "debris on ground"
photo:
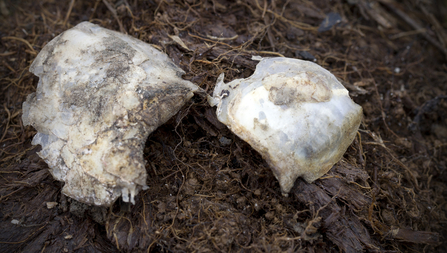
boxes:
[1,0,446,252]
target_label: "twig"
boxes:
[102,0,126,33]
[1,37,36,54]
[370,77,401,139]
[89,0,101,20]
[380,0,447,57]
[63,0,75,27]
[0,103,10,143]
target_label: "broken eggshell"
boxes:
[209,57,362,195]
[22,22,198,206]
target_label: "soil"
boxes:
[1,0,446,252]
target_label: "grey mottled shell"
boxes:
[22,22,198,206]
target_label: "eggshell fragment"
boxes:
[209,57,362,195]
[22,22,198,206]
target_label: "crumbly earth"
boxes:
[0,0,446,252]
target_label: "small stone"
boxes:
[295,51,316,62]
[219,136,232,146]
[318,12,342,32]
[46,202,58,209]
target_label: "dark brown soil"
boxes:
[1,0,446,252]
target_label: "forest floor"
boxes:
[0,0,446,252]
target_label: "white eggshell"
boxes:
[210,57,362,195]
[22,22,198,206]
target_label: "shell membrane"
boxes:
[22,22,198,206]
[210,57,362,195]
